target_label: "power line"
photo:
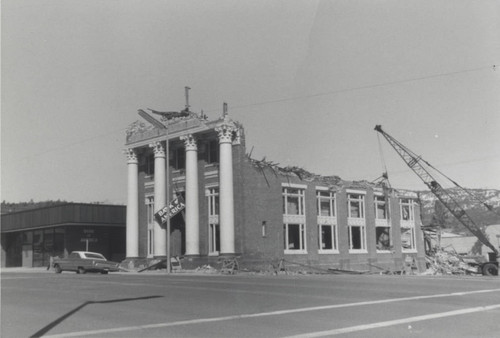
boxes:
[14,64,499,159]
[205,64,497,112]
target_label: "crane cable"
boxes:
[375,133,390,187]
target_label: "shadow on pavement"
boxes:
[30,295,163,338]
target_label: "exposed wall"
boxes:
[235,156,426,272]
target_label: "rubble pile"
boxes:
[424,249,479,275]
[194,264,218,274]
[248,156,381,190]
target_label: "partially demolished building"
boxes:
[124,110,426,272]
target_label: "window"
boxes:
[207,187,220,255]
[146,196,155,225]
[400,198,415,221]
[205,139,219,164]
[319,224,337,251]
[83,253,106,260]
[348,193,365,218]
[146,196,154,257]
[283,185,306,254]
[207,188,219,216]
[148,229,154,256]
[348,225,366,251]
[283,188,305,215]
[316,189,337,252]
[376,227,391,251]
[374,195,387,219]
[53,228,65,257]
[374,195,391,251]
[145,153,155,176]
[284,223,306,252]
[401,226,416,251]
[173,147,185,170]
[209,224,220,254]
[317,191,335,217]
[400,198,416,251]
[33,230,44,267]
[347,192,366,251]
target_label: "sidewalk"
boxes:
[0,266,223,275]
[1,267,53,273]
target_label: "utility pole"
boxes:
[166,127,171,274]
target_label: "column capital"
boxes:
[124,148,138,164]
[180,134,198,151]
[149,141,165,157]
[215,123,237,144]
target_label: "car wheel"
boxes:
[54,264,62,274]
[482,263,498,276]
[77,267,86,274]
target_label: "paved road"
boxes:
[1,269,499,337]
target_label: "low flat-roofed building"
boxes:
[1,203,126,268]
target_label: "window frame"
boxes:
[207,187,219,217]
[205,139,219,165]
[374,194,392,252]
[282,184,307,254]
[318,223,338,253]
[144,153,155,176]
[172,147,186,170]
[400,198,417,252]
[317,190,336,217]
[347,190,367,253]
[400,198,415,221]
[374,195,387,220]
[348,224,367,252]
[206,186,220,256]
[208,223,220,255]
[316,188,338,254]
[347,193,365,219]
[145,195,155,257]
[283,187,305,216]
[283,223,307,254]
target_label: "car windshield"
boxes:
[84,253,106,260]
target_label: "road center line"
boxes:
[282,303,500,338]
[42,288,500,337]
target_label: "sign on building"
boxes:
[154,196,185,226]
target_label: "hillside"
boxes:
[418,188,500,232]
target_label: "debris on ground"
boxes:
[368,263,401,275]
[423,249,480,275]
[219,257,239,274]
[194,265,218,274]
[328,268,370,275]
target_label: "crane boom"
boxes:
[374,125,498,256]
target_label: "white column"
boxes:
[215,123,236,255]
[150,141,167,257]
[125,148,139,258]
[180,134,200,256]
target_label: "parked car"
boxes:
[53,251,120,274]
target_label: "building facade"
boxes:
[1,203,126,268]
[124,113,426,272]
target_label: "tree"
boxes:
[430,200,449,229]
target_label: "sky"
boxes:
[2,0,499,205]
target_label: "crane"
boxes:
[374,125,498,275]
